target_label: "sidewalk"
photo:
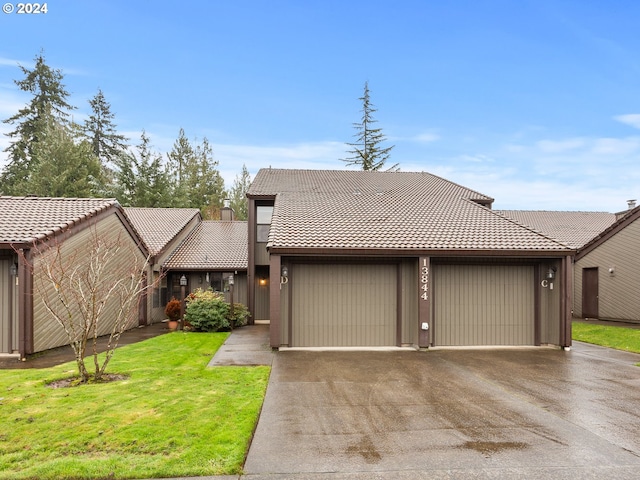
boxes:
[208,324,273,367]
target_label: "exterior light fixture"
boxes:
[228,273,234,286]
[205,272,210,283]
[179,275,188,286]
[546,268,556,280]
[9,263,17,277]
[259,277,267,286]
[281,266,288,278]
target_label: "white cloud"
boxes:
[591,137,640,155]
[614,114,640,129]
[536,138,586,153]
[412,132,440,143]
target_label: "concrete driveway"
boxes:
[244,343,640,479]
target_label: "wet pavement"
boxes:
[244,342,640,479]
[0,321,170,369]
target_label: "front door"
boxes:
[582,268,599,318]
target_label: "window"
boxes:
[256,205,273,243]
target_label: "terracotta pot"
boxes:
[168,320,179,331]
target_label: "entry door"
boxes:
[582,268,599,318]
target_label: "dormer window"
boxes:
[256,206,274,243]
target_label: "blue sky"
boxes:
[1,0,639,211]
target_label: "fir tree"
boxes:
[343,81,397,172]
[1,52,75,194]
[229,164,251,220]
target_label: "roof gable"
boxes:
[576,205,640,259]
[0,196,121,244]
[124,207,201,256]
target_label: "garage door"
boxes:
[291,263,397,347]
[433,265,534,346]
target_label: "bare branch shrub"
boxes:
[20,226,157,382]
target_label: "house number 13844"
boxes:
[420,260,429,301]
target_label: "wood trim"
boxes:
[396,264,402,347]
[269,254,281,348]
[576,206,640,260]
[247,198,256,324]
[534,266,541,346]
[562,255,573,348]
[418,256,430,348]
[269,247,575,257]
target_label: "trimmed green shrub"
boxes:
[229,302,251,328]
[185,288,230,332]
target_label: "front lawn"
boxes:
[0,332,270,479]
[572,321,640,354]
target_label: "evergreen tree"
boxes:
[229,164,251,220]
[1,52,75,194]
[343,81,397,171]
[27,117,105,197]
[166,127,193,206]
[166,129,226,217]
[83,89,128,167]
[114,131,173,207]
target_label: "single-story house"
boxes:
[0,197,148,358]
[573,204,640,322]
[246,169,576,350]
[496,206,640,322]
[124,207,202,322]
[162,211,248,307]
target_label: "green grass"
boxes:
[573,321,640,354]
[0,332,270,479]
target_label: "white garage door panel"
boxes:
[292,264,396,347]
[434,265,534,346]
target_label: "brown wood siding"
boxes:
[575,221,640,321]
[433,265,534,346]
[255,243,269,265]
[0,258,18,353]
[400,260,418,345]
[291,263,396,347]
[254,273,270,320]
[32,214,147,353]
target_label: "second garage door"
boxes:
[433,264,535,346]
[291,263,397,347]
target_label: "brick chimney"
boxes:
[220,198,235,221]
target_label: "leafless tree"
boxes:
[21,227,157,382]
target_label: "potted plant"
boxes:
[164,298,182,330]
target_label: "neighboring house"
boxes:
[162,213,248,307]
[574,205,640,323]
[124,207,201,322]
[0,197,148,358]
[496,210,617,250]
[247,169,575,349]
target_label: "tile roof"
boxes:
[0,196,119,243]
[124,207,200,256]
[496,210,617,249]
[249,169,573,253]
[163,221,248,270]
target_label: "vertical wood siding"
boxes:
[401,260,418,345]
[434,265,534,346]
[254,274,270,320]
[0,259,13,353]
[575,221,640,321]
[32,215,147,352]
[291,263,396,347]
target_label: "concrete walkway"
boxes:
[208,324,273,367]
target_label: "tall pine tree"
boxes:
[229,164,251,220]
[343,81,397,172]
[1,52,75,194]
[84,89,128,167]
